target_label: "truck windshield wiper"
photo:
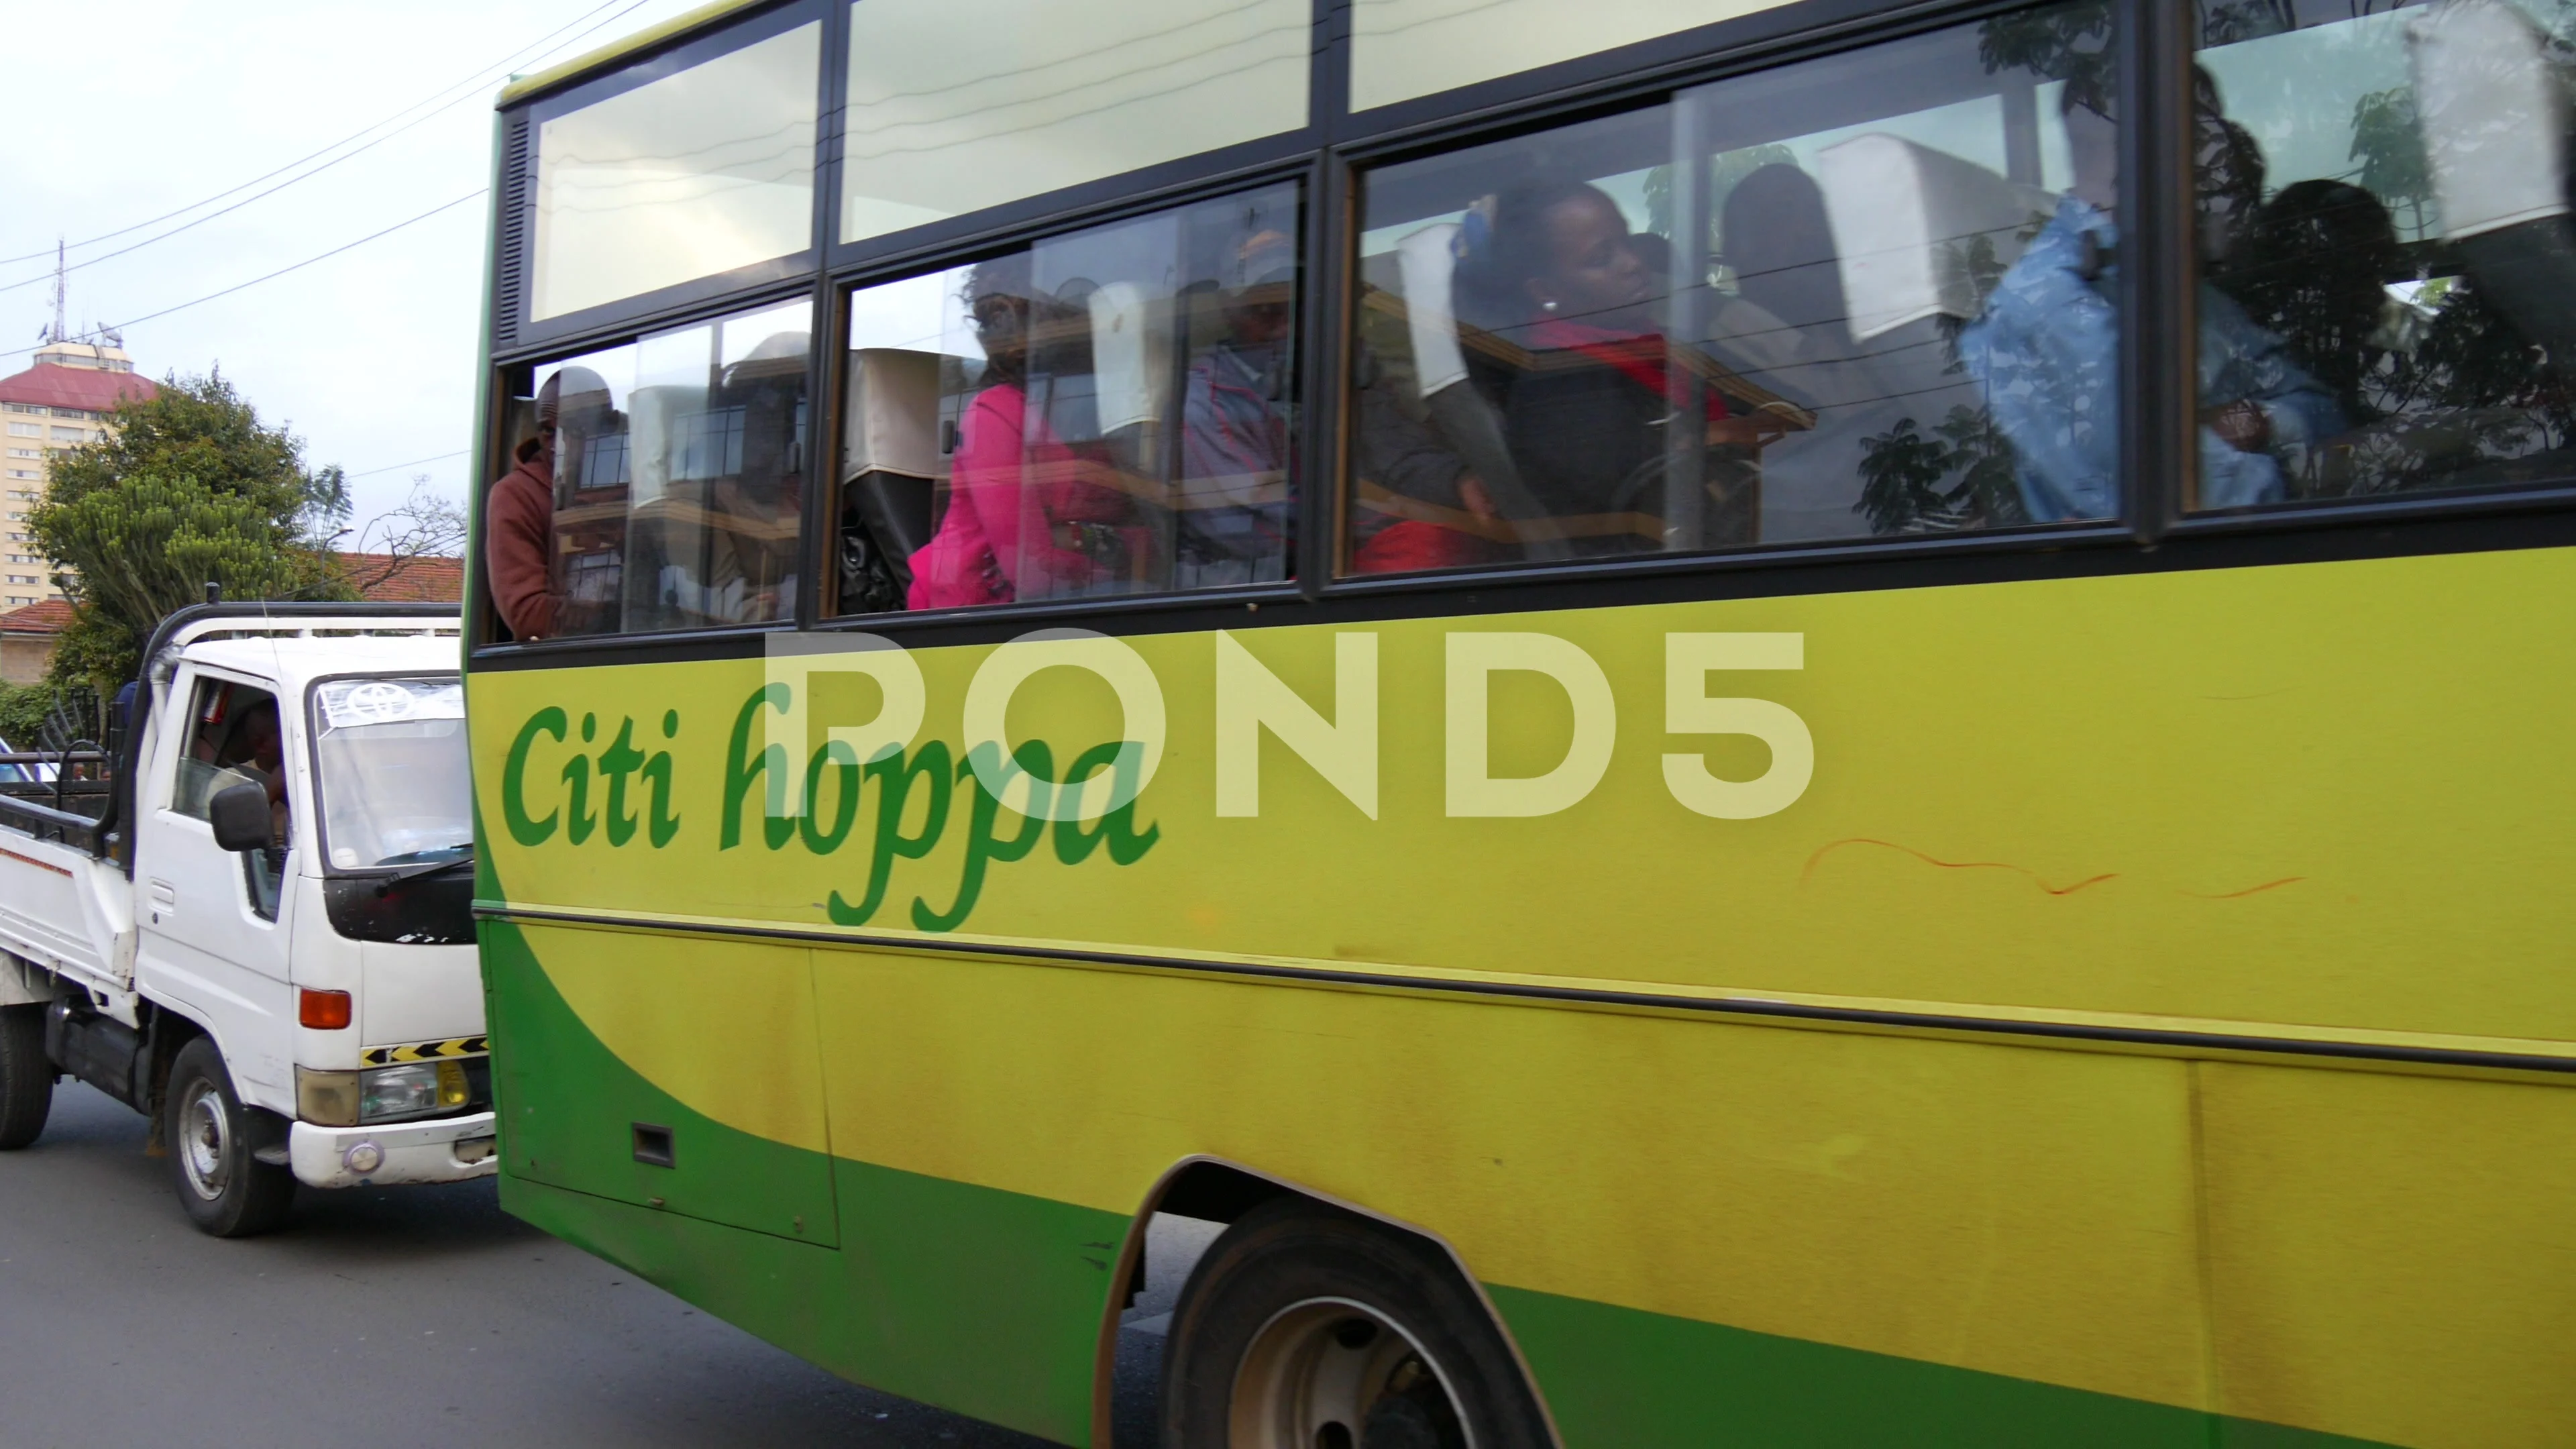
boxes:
[373,851,476,889]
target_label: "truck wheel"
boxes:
[1160,1199,1550,1449]
[0,1004,52,1150]
[164,1036,295,1237]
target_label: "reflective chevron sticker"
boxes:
[361,1035,490,1067]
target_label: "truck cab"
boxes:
[0,605,491,1235]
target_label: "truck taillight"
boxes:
[299,989,352,1030]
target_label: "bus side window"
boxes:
[501,298,814,640]
[833,183,1304,615]
[2190,0,2576,508]
[1340,0,2126,576]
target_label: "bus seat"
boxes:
[1394,223,1472,395]
[1088,281,1168,437]
[841,347,940,566]
[1816,134,2056,341]
[2409,0,2576,355]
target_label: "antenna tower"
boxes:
[43,240,67,347]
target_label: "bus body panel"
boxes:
[472,547,2576,1449]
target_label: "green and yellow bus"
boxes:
[463,0,2576,1444]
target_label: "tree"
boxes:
[1856,406,2029,534]
[31,370,356,693]
[343,476,468,596]
[2348,87,2430,238]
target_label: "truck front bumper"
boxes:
[288,1111,499,1189]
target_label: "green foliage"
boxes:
[1978,1,2112,105]
[1856,407,2029,534]
[0,682,54,748]
[2349,88,2430,235]
[31,370,356,692]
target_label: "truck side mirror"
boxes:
[208,783,274,853]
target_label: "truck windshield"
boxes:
[310,677,470,871]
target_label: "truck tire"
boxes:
[1160,1198,1551,1449]
[0,1004,52,1150]
[164,1036,295,1237]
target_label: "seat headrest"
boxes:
[1395,222,1471,397]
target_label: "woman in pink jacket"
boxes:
[907,258,1132,609]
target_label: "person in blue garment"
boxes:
[1957,69,2344,519]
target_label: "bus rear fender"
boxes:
[1091,1153,1564,1449]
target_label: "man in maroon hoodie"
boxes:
[485,368,608,640]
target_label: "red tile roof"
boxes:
[0,364,158,414]
[0,599,74,635]
[336,551,463,603]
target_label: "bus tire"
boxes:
[1160,1197,1550,1449]
[0,1004,52,1150]
[164,1036,295,1237]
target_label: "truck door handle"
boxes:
[148,879,176,910]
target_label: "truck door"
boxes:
[134,669,298,1104]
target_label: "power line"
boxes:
[345,450,467,480]
[0,0,647,272]
[0,191,486,363]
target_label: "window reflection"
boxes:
[835,185,1300,612]
[2191,0,2576,506]
[531,22,819,321]
[841,0,1309,245]
[492,300,810,639]
[1343,4,2118,575]
[1350,0,1799,111]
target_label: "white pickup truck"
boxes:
[0,604,494,1236]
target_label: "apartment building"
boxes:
[0,339,155,608]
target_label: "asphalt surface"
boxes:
[0,1081,1208,1449]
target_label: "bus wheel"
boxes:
[0,1004,52,1150]
[1161,1199,1549,1449]
[164,1037,295,1237]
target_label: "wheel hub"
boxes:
[177,1079,230,1202]
[1230,1297,1472,1449]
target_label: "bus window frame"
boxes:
[503,0,835,354]
[483,270,827,651]
[469,0,2576,668]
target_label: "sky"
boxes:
[0,0,716,552]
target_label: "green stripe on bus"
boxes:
[1489,1283,2398,1448]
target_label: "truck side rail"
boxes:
[0,793,107,855]
[0,749,111,855]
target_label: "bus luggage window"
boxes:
[1340,0,2123,576]
[840,0,1309,246]
[2188,0,2576,509]
[834,184,1303,613]
[505,299,811,639]
[528,19,820,322]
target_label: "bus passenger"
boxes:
[907,258,1131,608]
[1703,163,1975,537]
[1464,179,1723,550]
[1175,230,1297,585]
[1346,341,1504,573]
[486,369,592,640]
[2222,180,2406,431]
[1957,75,2341,519]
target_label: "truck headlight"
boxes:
[358,1060,469,1124]
[295,1067,361,1127]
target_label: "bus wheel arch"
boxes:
[1095,1157,1560,1449]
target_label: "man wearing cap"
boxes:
[486,370,602,639]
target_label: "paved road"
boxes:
[0,1082,1191,1449]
